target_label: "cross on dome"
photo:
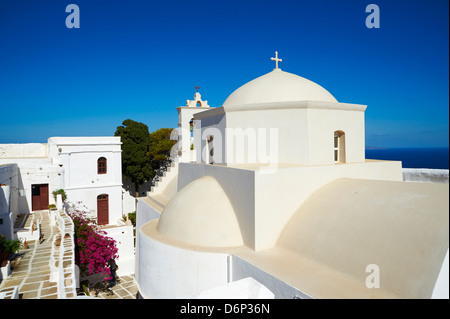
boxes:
[271,51,282,70]
[195,85,200,92]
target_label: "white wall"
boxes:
[67,186,123,224]
[49,137,123,226]
[0,143,47,158]
[231,255,310,299]
[0,184,12,239]
[195,101,366,166]
[135,197,162,283]
[432,249,449,299]
[178,160,402,251]
[226,108,309,165]
[307,107,365,164]
[253,159,402,251]
[0,158,64,214]
[56,149,122,189]
[103,225,135,276]
[194,108,227,164]
[0,183,10,213]
[0,164,19,229]
[137,220,229,298]
[177,107,212,163]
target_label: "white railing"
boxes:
[49,207,77,298]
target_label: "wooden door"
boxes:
[31,184,49,211]
[97,194,109,225]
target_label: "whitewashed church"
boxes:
[135,53,449,299]
[1,52,448,299]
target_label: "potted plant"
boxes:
[0,235,8,265]
[0,235,22,266]
[52,189,67,202]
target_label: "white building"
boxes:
[47,137,124,225]
[0,137,123,227]
[0,136,135,276]
[136,53,449,299]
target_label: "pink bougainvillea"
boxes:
[67,203,119,281]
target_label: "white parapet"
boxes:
[403,168,449,184]
[0,260,11,280]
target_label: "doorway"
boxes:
[31,184,49,211]
[97,194,109,225]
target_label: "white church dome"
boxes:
[157,176,244,248]
[223,69,337,109]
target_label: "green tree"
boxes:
[115,119,153,197]
[148,128,176,172]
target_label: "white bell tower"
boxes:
[175,87,211,162]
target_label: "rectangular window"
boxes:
[334,137,340,162]
[334,131,346,163]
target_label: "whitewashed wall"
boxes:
[0,143,47,158]
[0,158,64,214]
[48,137,123,225]
[137,220,229,299]
[66,186,123,224]
[103,225,135,276]
[0,164,19,235]
[231,255,309,299]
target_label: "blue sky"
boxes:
[0,0,448,148]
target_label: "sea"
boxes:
[365,147,449,169]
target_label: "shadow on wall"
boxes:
[122,177,153,198]
[0,185,8,212]
[0,164,23,219]
[16,167,29,215]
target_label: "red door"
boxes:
[97,194,109,225]
[31,184,49,211]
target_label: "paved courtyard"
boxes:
[0,210,138,299]
[86,275,139,299]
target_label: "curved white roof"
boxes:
[277,178,449,299]
[157,176,244,248]
[223,69,337,109]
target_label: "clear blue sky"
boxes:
[0,0,448,148]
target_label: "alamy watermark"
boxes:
[365,4,380,29]
[65,4,80,29]
[174,123,279,174]
[365,264,380,288]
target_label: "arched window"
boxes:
[189,118,194,138]
[334,131,346,163]
[97,157,107,174]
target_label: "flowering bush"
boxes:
[66,202,119,281]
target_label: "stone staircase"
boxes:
[148,159,179,196]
